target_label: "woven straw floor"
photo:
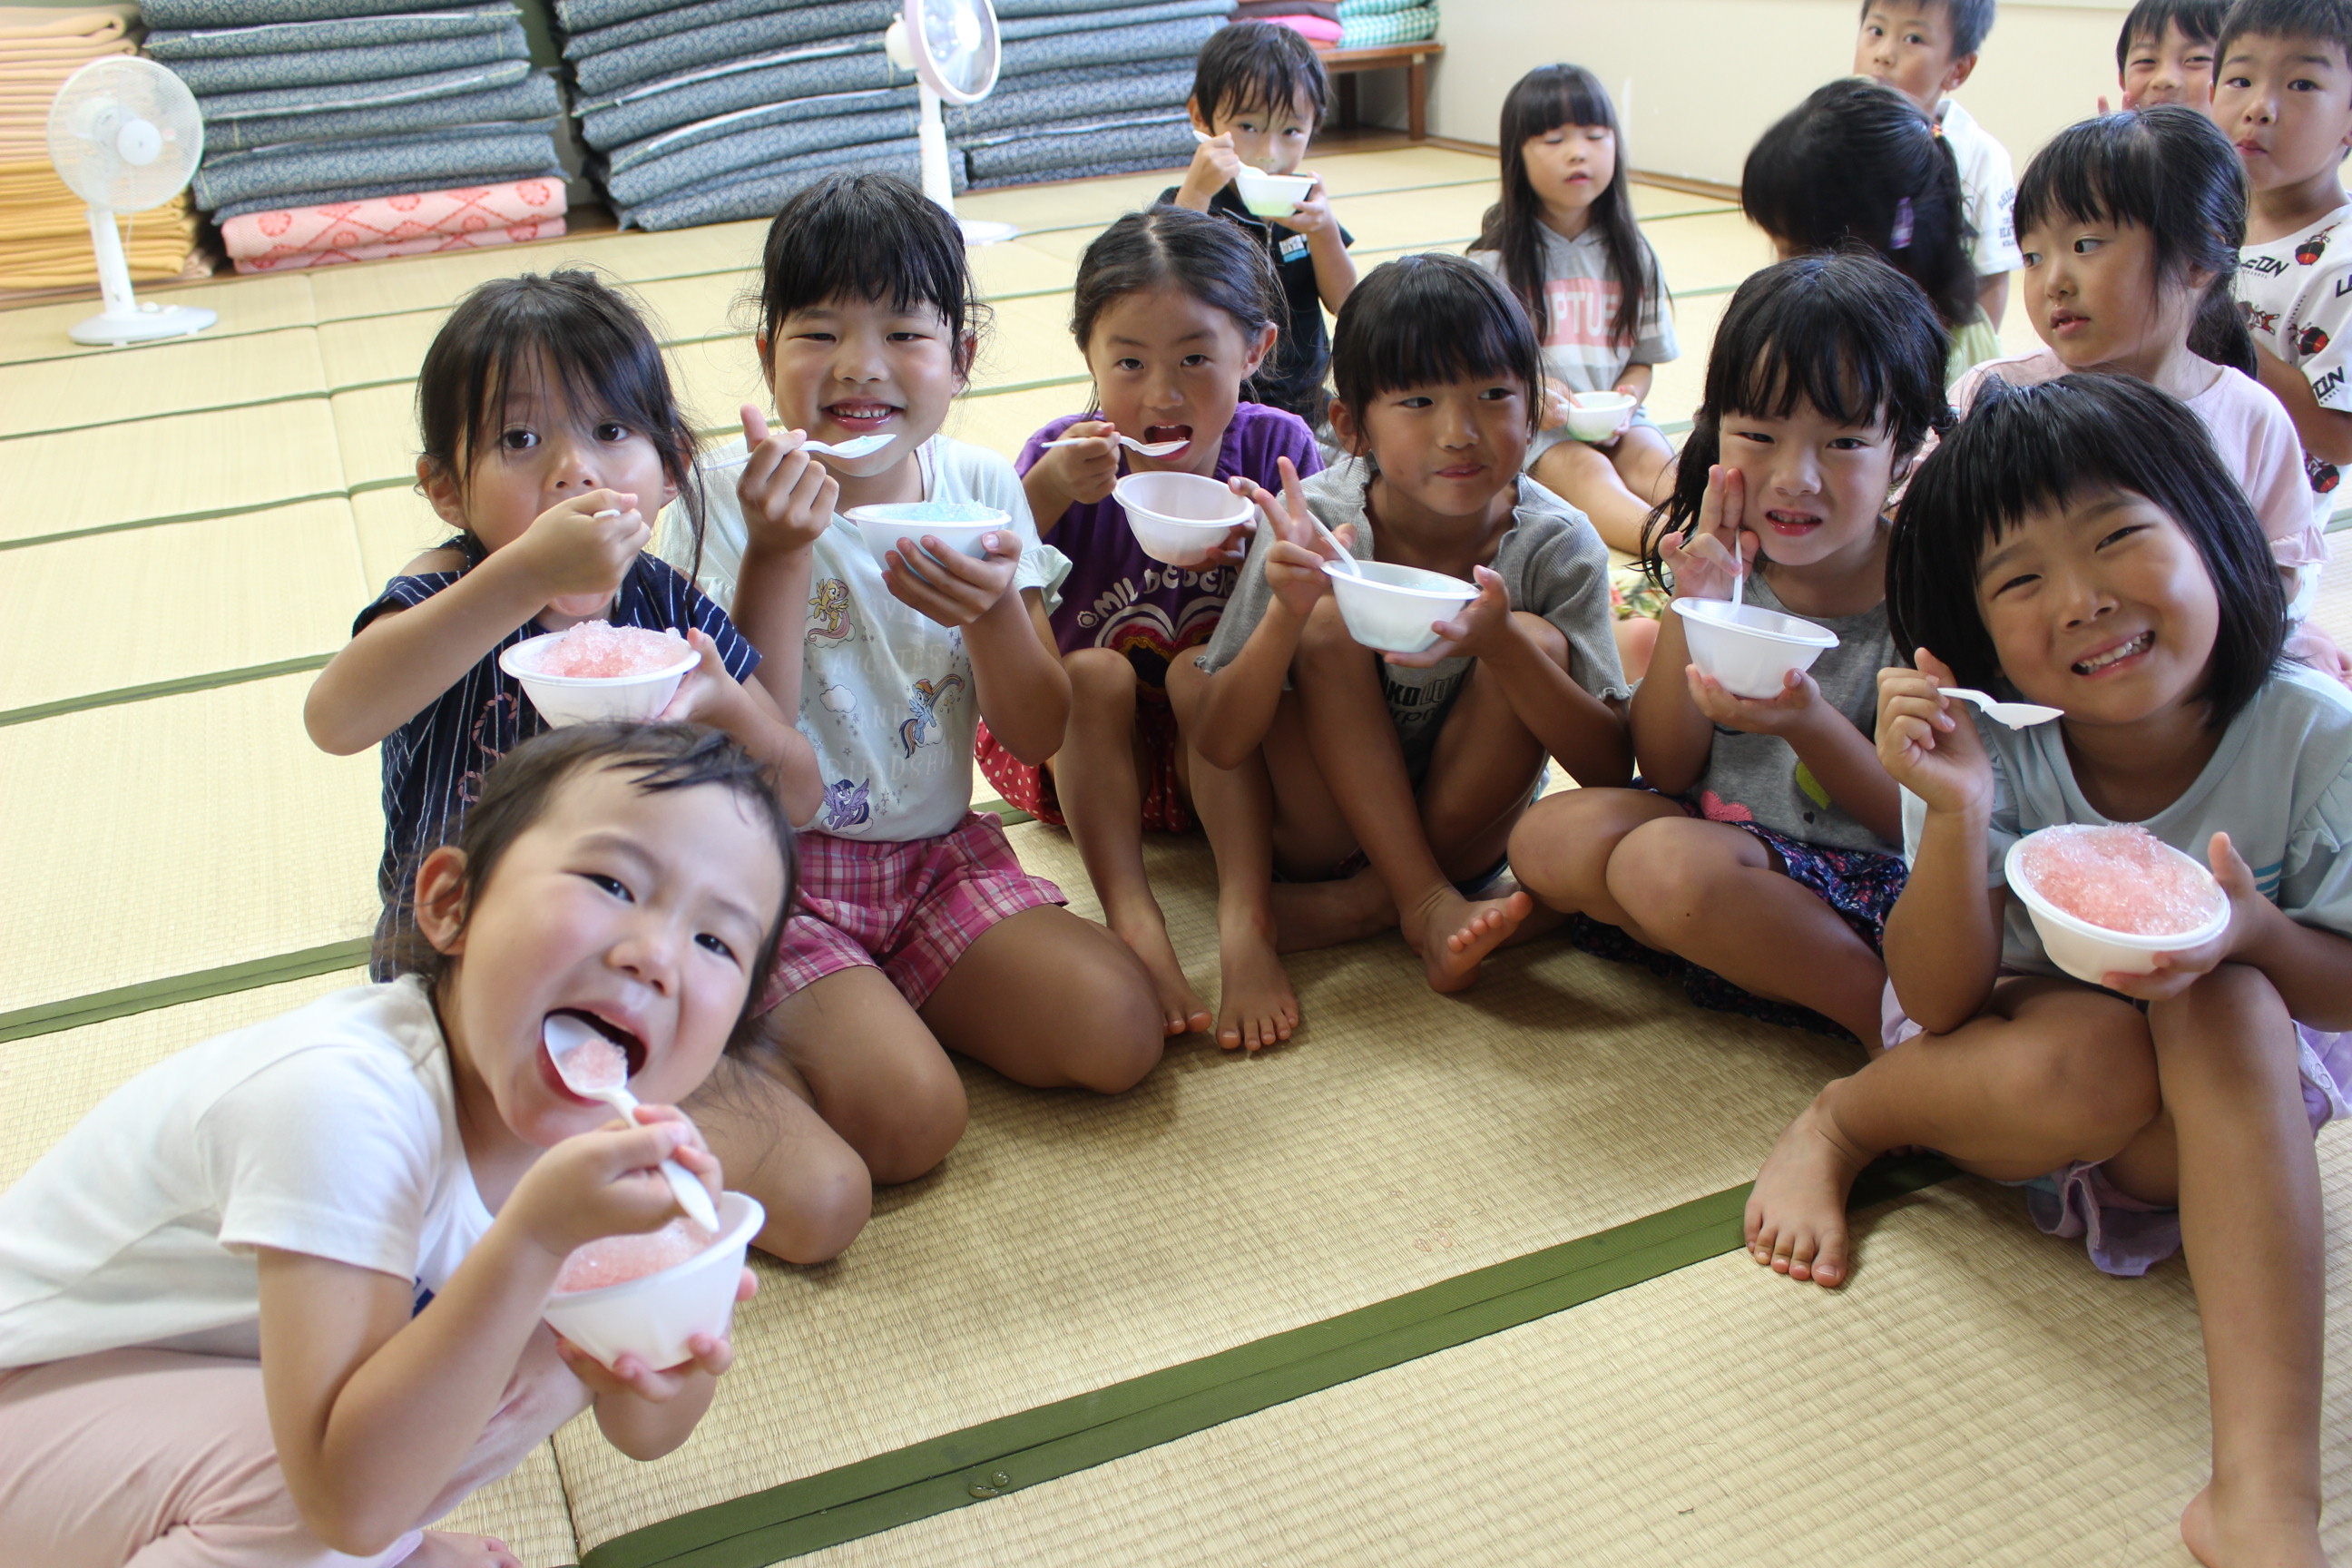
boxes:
[5,142,2350,1568]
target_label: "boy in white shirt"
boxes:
[1854,0,2023,327]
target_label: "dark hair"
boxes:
[1859,0,1996,57]
[1070,204,1284,394]
[416,270,705,573]
[1191,18,1330,129]
[1329,252,1546,438]
[1642,251,1952,584]
[1891,373,2286,724]
[1744,78,1978,334]
[752,172,985,379]
[2119,0,2225,68]
[2013,107,2255,373]
[377,723,799,1055]
[2218,0,2352,73]
[1474,64,1661,347]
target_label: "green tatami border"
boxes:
[580,1154,1955,1568]
[0,939,373,1044]
[0,654,333,730]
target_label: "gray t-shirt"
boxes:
[1690,573,1898,854]
[1201,457,1629,770]
[1900,664,2352,979]
[1468,227,1678,464]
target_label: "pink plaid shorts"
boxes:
[760,811,1065,1012]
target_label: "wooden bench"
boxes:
[1315,41,1446,142]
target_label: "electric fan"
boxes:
[46,56,215,347]
[886,0,1018,247]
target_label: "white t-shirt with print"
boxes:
[2237,197,2352,541]
[679,435,1071,843]
[1936,97,2023,279]
[0,978,492,1368]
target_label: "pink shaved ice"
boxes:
[555,1217,716,1293]
[554,1032,626,1093]
[2014,824,2226,936]
[532,622,688,679]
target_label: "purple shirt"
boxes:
[1016,401,1321,689]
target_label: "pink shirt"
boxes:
[1948,349,2321,576]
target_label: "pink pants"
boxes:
[0,1332,587,1568]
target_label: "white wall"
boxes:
[1413,0,2132,189]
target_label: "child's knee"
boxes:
[2000,1016,2162,1147]
[1294,596,1360,670]
[2155,962,2300,1081]
[1061,940,1167,1093]
[858,1048,969,1184]
[1604,817,1717,921]
[760,1135,874,1265]
[1065,645,1138,707]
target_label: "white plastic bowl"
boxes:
[1325,558,1476,654]
[1234,170,1314,217]
[2004,828,2230,985]
[1565,390,1636,444]
[845,502,1009,567]
[498,630,700,728]
[542,1191,764,1371]
[1671,597,1840,700]
[1114,471,1254,566]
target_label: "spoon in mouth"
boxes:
[544,1013,720,1231]
[1043,432,1190,457]
[1938,687,2065,729]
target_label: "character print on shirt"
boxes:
[1699,789,1755,824]
[2300,324,2332,358]
[897,673,968,757]
[1537,276,1634,348]
[817,682,857,714]
[820,777,872,831]
[2311,453,2343,497]
[1074,564,1234,687]
[2300,230,2335,266]
[808,578,852,642]
[2243,302,2284,337]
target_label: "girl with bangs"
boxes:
[1510,252,1949,1044]
[1179,253,1631,1009]
[1749,374,2352,1566]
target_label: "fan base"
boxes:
[70,301,216,347]
[958,218,1018,248]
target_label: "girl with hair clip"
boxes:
[1749,374,2352,1568]
[1743,76,1998,384]
[983,204,1322,1051]
[676,173,1163,1202]
[1510,251,1951,1044]
[0,724,796,1568]
[1468,64,1680,562]
[1181,252,1632,1004]
[1948,105,2336,680]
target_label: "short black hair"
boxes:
[2013,106,2254,373]
[2119,0,2225,69]
[1858,0,1997,57]
[416,270,705,572]
[1072,203,1282,353]
[751,172,985,378]
[1328,252,1545,436]
[1891,373,2286,725]
[377,723,799,1054]
[1191,19,1330,130]
[2219,0,2352,73]
[1642,250,1951,583]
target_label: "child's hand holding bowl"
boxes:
[882,529,1023,628]
[1384,565,1514,668]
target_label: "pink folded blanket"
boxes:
[1259,14,1343,43]
[220,178,566,262]
[233,216,563,273]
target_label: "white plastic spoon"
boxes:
[1191,125,1269,179]
[1681,530,1747,606]
[544,1013,720,1231]
[799,432,895,459]
[1308,513,1360,577]
[1042,432,1190,457]
[1938,687,2064,729]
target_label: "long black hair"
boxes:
[1641,250,1952,585]
[1475,64,1659,347]
[750,172,987,379]
[1071,203,1283,404]
[1891,373,2286,725]
[2012,106,2255,374]
[416,269,706,573]
[1330,252,1546,439]
[1742,77,1977,335]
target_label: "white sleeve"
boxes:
[201,1045,442,1281]
[670,446,750,613]
[1965,139,2024,277]
[955,441,1072,612]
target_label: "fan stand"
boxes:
[70,204,214,346]
[915,83,1016,247]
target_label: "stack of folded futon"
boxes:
[142,0,565,270]
[1334,0,1437,49]
[0,5,200,292]
[560,0,933,232]
[954,0,1230,191]
[1230,0,1337,44]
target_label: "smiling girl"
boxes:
[0,724,790,1568]
[676,173,1163,1203]
[1749,374,2352,1568]
[1510,252,1949,1042]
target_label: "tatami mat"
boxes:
[0,324,328,438]
[5,398,348,546]
[0,274,318,367]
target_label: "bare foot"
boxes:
[1744,1087,1874,1289]
[1215,915,1299,1052]
[405,1532,524,1568]
[2181,1481,2328,1567]
[1406,887,1532,994]
[1270,868,1393,954]
[1104,902,1210,1038]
